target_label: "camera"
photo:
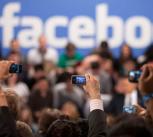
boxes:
[9,64,22,73]
[128,70,142,83]
[71,75,86,85]
[123,106,136,114]
[90,61,100,70]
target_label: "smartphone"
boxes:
[71,75,86,85]
[9,64,22,73]
[128,70,142,83]
[123,106,136,114]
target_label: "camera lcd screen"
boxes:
[128,70,142,83]
[71,75,86,85]
[9,64,22,73]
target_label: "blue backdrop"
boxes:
[0,0,153,58]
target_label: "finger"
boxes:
[139,65,149,81]
[85,73,90,81]
[88,73,96,81]
[145,65,153,81]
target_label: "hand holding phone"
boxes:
[71,75,86,85]
[128,70,142,83]
[9,64,22,73]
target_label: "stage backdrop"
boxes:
[0,0,153,57]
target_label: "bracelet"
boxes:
[143,93,153,103]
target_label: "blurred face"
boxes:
[8,53,21,63]
[61,102,79,120]
[10,40,20,52]
[39,35,47,50]
[123,60,135,72]
[121,45,131,58]
[8,74,18,84]
[38,79,49,92]
[66,48,75,57]
[82,55,102,72]
[20,108,32,123]
[103,59,113,74]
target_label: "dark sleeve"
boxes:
[0,106,18,137]
[88,109,107,137]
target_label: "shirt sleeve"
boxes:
[89,99,104,112]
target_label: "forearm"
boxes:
[88,99,107,137]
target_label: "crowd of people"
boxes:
[0,35,153,137]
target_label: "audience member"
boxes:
[1,35,153,137]
[53,72,85,109]
[61,101,80,120]
[2,74,29,104]
[46,119,81,137]
[106,76,141,115]
[36,108,62,137]
[16,121,34,137]
[28,77,53,122]
[27,35,58,65]
[58,42,83,68]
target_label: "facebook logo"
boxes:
[0,1,153,56]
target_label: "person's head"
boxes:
[120,44,133,61]
[34,64,45,79]
[38,108,62,135]
[122,59,136,75]
[38,35,47,51]
[16,121,34,137]
[65,42,76,57]
[10,39,20,52]
[82,54,102,73]
[4,90,19,119]
[56,71,74,90]
[46,119,81,137]
[19,106,33,125]
[108,115,152,137]
[5,74,19,86]
[7,51,22,63]
[36,77,50,92]
[61,102,80,120]
[99,41,109,52]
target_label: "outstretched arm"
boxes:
[0,61,18,137]
[83,74,107,137]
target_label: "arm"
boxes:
[83,74,107,137]
[138,64,153,121]
[88,109,107,137]
[0,60,18,137]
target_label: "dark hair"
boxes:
[56,72,73,83]
[16,121,33,137]
[120,44,134,63]
[38,108,62,134]
[100,41,109,49]
[46,119,81,137]
[108,114,152,137]
[66,43,76,51]
[77,119,89,137]
[4,90,19,119]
